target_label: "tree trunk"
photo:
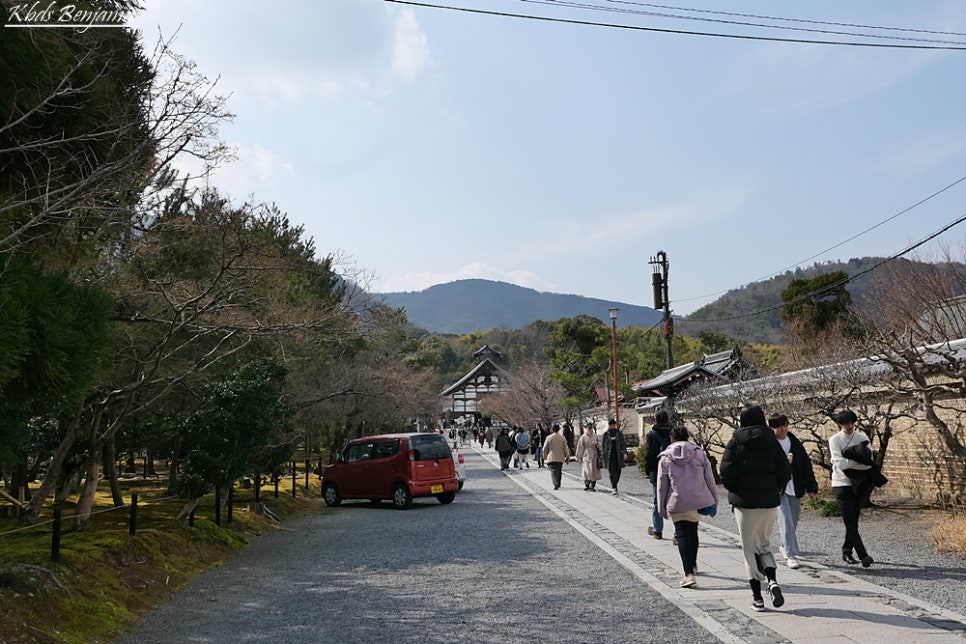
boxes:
[75,446,103,529]
[168,432,182,494]
[176,496,201,522]
[105,438,124,508]
[23,416,79,521]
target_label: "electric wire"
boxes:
[542,0,966,39]
[385,0,966,50]
[686,212,966,324]
[676,173,966,306]
[526,0,966,46]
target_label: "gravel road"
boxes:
[117,448,966,643]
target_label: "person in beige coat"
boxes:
[543,424,571,490]
[575,423,602,491]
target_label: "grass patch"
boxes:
[932,513,966,556]
[0,476,326,643]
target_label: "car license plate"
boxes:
[431,484,443,494]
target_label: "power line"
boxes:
[686,212,966,324]
[527,0,966,46]
[676,173,966,306]
[385,0,966,50]
[546,0,966,39]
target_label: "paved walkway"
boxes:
[471,444,966,643]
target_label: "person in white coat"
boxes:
[575,423,602,491]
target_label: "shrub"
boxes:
[803,495,840,517]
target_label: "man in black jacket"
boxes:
[768,413,818,570]
[644,410,673,539]
[721,404,792,612]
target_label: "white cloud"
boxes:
[210,142,295,196]
[390,8,431,82]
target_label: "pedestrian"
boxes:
[532,423,549,468]
[543,423,571,490]
[829,409,876,568]
[514,427,531,469]
[574,422,602,491]
[562,422,576,455]
[478,427,485,448]
[600,418,627,496]
[720,403,791,612]
[495,427,514,471]
[768,413,818,569]
[657,425,718,589]
[644,409,673,539]
[485,425,494,448]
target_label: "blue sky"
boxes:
[133,1,966,316]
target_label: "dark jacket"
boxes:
[720,424,791,509]
[601,428,627,470]
[644,422,673,484]
[786,432,819,498]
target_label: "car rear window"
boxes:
[409,434,451,461]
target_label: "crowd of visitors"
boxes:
[486,404,879,613]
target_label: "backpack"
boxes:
[650,428,671,453]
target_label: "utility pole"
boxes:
[649,250,673,369]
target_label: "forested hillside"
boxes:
[380,259,961,345]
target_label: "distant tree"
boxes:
[545,315,609,409]
[780,271,855,343]
[478,361,567,431]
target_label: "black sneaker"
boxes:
[767,580,784,608]
[752,598,765,612]
[860,555,874,568]
[842,553,858,565]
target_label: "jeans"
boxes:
[674,520,699,574]
[777,493,802,557]
[833,485,869,558]
[651,482,664,534]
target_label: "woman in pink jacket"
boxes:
[657,425,718,589]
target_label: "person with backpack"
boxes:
[644,409,673,539]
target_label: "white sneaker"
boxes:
[679,573,696,588]
[786,556,801,569]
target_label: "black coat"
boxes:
[644,423,672,484]
[720,424,791,509]
[787,432,819,498]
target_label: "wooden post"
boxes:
[214,486,221,526]
[51,508,62,561]
[129,493,138,536]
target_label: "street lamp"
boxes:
[608,307,619,428]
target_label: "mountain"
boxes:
[378,279,664,334]
[378,259,966,343]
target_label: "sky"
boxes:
[130,1,966,316]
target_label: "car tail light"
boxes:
[457,453,465,464]
[407,449,416,461]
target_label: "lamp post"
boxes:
[608,307,619,428]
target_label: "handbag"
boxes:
[698,503,717,517]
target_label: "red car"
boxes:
[322,433,459,509]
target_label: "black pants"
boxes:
[674,520,699,575]
[833,485,869,558]
[608,464,622,489]
[548,462,563,488]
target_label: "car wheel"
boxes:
[436,491,456,504]
[322,483,341,507]
[391,484,413,509]
[457,481,464,491]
